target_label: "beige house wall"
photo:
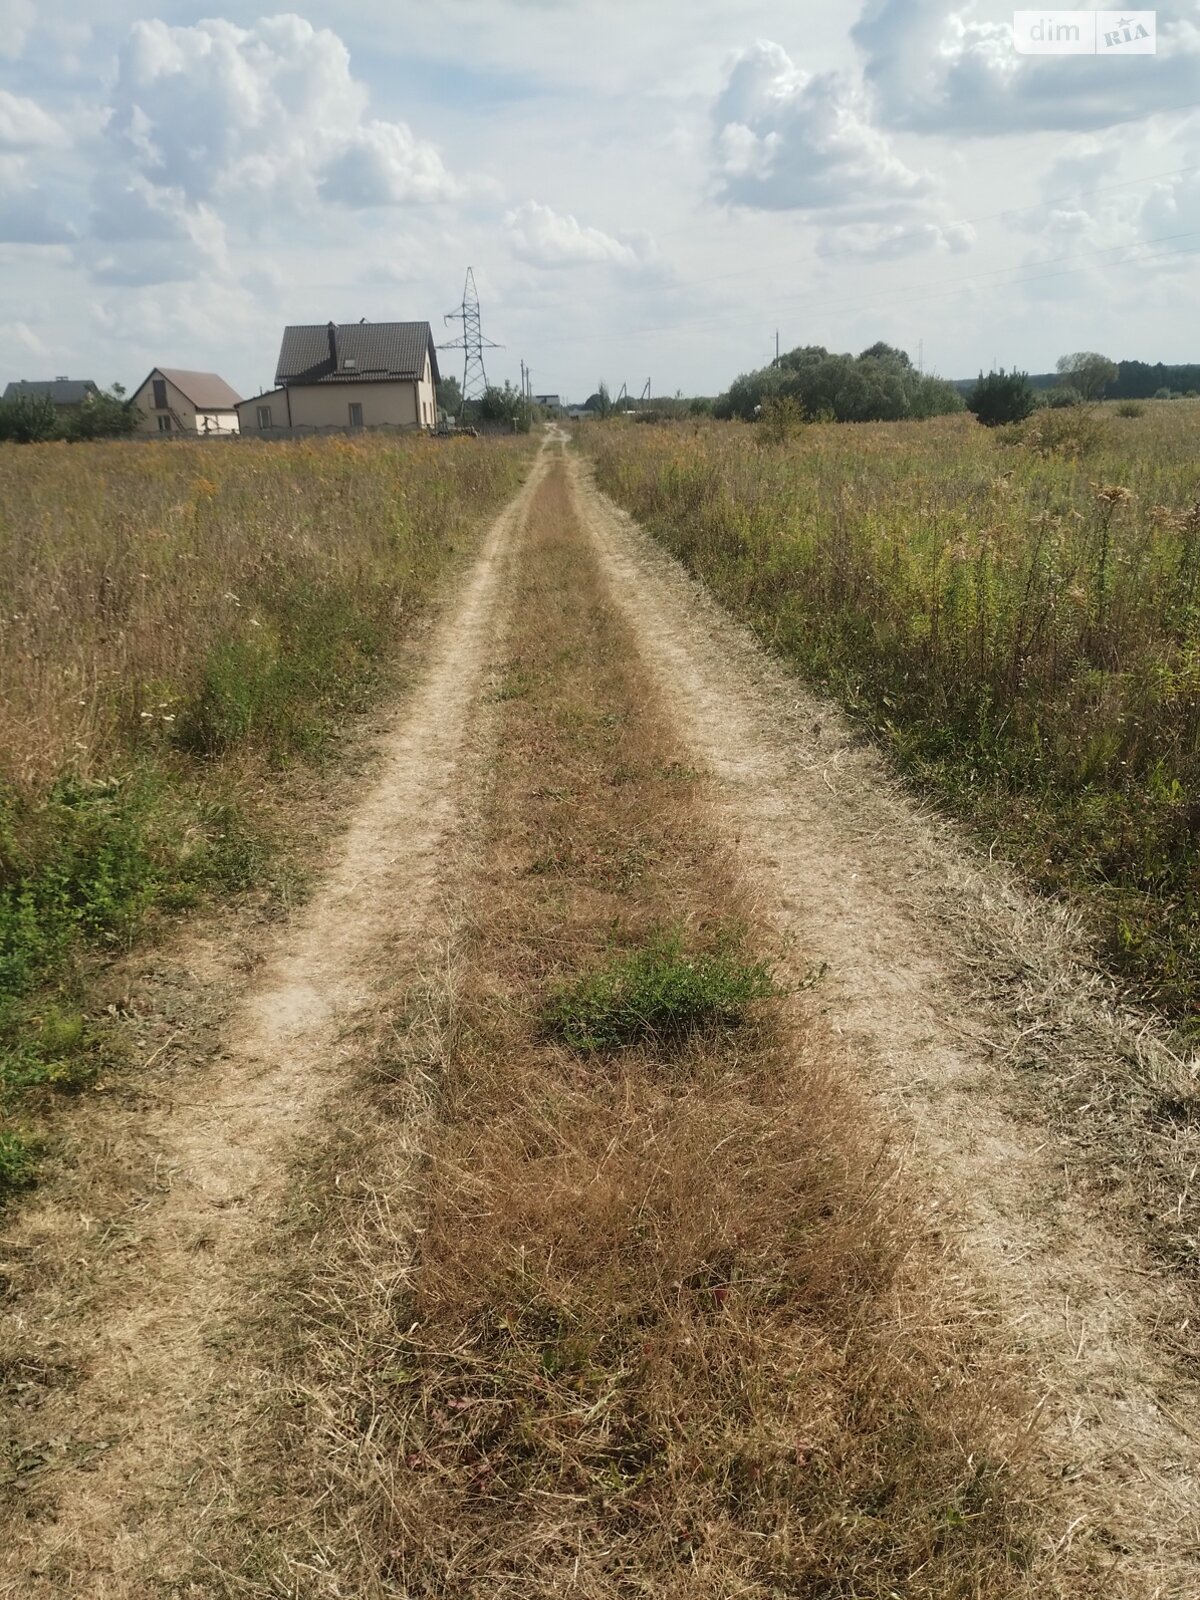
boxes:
[236,389,287,433]
[283,376,435,430]
[133,372,240,436]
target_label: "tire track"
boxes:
[0,448,548,1598]
[571,450,1200,1598]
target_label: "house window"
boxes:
[256,405,272,429]
[348,402,363,427]
[152,378,167,409]
[157,415,171,433]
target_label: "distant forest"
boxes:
[953,360,1200,398]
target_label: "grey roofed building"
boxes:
[3,378,99,406]
[275,321,440,387]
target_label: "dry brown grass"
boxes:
[206,459,1047,1598]
[0,433,530,789]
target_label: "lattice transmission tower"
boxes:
[439,267,503,402]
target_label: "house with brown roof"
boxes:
[131,368,242,436]
[237,320,439,436]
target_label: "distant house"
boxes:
[3,377,99,411]
[566,394,604,421]
[131,368,242,436]
[237,320,439,436]
[534,393,563,416]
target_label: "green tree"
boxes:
[65,383,140,441]
[859,341,912,368]
[436,374,462,417]
[968,369,1037,427]
[1055,351,1118,402]
[0,392,60,443]
[1043,385,1083,410]
[478,380,532,431]
[725,344,960,425]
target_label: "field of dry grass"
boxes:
[581,402,1200,1021]
[0,432,533,1195]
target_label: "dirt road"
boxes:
[2,437,1197,1597]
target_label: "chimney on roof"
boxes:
[327,320,337,365]
[55,375,68,382]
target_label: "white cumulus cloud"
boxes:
[319,121,460,207]
[816,218,975,260]
[104,14,458,215]
[0,89,67,151]
[712,41,932,212]
[506,200,646,267]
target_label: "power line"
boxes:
[438,267,503,401]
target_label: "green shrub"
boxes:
[758,394,806,443]
[1020,405,1108,458]
[1116,401,1146,418]
[0,1130,39,1195]
[968,369,1037,427]
[0,393,59,443]
[545,931,776,1051]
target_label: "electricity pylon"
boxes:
[439,268,503,402]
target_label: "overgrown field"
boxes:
[0,433,532,1195]
[582,404,1200,1019]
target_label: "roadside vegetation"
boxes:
[0,431,533,1198]
[581,401,1200,1020]
[718,341,964,423]
[231,460,1039,1599]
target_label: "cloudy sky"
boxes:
[1,0,1197,402]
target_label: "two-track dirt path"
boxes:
[3,436,1199,1596]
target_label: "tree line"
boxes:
[716,342,964,424]
[713,345,1192,430]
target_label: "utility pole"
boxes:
[439,267,503,402]
[918,339,924,375]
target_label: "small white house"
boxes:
[131,368,242,436]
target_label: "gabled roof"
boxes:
[275,321,440,387]
[237,387,286,407]
[147,368,242,409]
[3,378,98,405]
